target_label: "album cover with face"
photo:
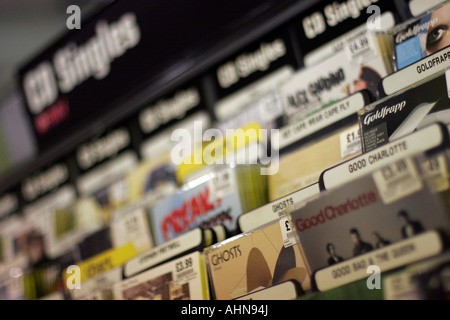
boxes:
[394,2,450,70]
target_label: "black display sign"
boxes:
[19,160,73,204]
[18,0,297,151]
[74,117,139,174]
[0,189,21,221]
[293,0,403,60]
[211,25,300,101]
[138,78,209,140]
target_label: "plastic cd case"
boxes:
[359,68,450,153]
[281,33,392,124]
[113,250,209,300]
[204,219,311,300]
[149,164,268,245]
[393,2,450,70]
[289,154,450,291]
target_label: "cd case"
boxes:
[359,68,450,153]
[289,154,450,291]
[204,219,311,300]
[149,164,268,245]
[113,251,209,300]
[393,2,450,70]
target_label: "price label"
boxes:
[176,257,193,273]
[340,125,362,159]
[421,155,450,192]
[345,30,377,66]
[209,167,235,201]
[174,255,198,288]
[372,158,423,204]
[279,216,298,248]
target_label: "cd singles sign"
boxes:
[23,13,140,119]
[18,0,290,151]
[20,11,140,148]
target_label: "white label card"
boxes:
[238,183,319,233]
[124,228,203,278]
[115,251,207,300]
[275,92,365,150]
[322,123,445,190]
[315,231,443,292]
[382,49,450,96]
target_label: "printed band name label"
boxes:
[314,231,443,292]
[274,92,364,150]
[321,123,446,191]
[382,47,450,96]
[239,184,319,233]
[124,228,203,278]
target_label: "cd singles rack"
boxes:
[0,0,450,301]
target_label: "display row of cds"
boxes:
[1,0,450,300]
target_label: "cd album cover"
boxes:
[394,2,450,70]
[204,220,311,300]
[382,252,450,300]
[359,69,450,152]
[289,156,450,285]
[269,123,362,201]
[280,40,391,124]
[149,165,267,245]
[113,251,209,300]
